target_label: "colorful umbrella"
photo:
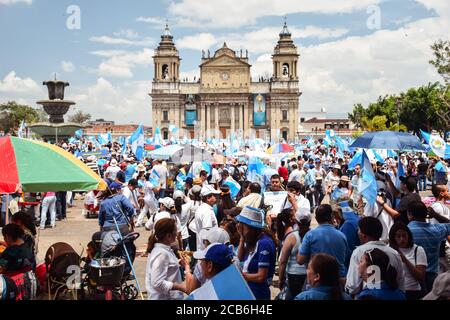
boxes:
[0,136,107,193]
[267,143,294,154]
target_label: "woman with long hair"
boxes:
[11,211,37,270]
[278,209,311,299]
[216,185,235,225]
[236,206,276,300]
[295,253,350,300]
[357,248,406,300]
[145,218,186,300]
[389,222,427,300]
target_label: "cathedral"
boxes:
[150,22,301,142]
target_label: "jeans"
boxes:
[56,191,67,219]
[418,175,427,191]
[40,196,57,228]
[287,274,307,300]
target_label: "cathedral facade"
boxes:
[151,22,301,142]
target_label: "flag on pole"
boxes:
[129,126,145,161]
[18,120,26,138]
[348,151,362,170]
[435,161,448,173]
[421,129,446,158]
[75,129,83,139]
[395,159,406,189]
[148,169,160,188]
[187,264,255,300]
[224,177,241,199]
[358,150,378,205]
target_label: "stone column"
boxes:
[206,103,211,139]
[239,103,244,134]
[231,103,235,136]
[215,103,219,139]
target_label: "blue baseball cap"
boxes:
[193,243,233,269]
[109,182,123,190]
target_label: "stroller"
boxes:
[45,242,82,300]
[80,230,140,300]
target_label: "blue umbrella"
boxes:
[349,131,426,151]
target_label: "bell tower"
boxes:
[272,20,299,81]
[153,23,180,82]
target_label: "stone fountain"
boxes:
[29,79,86,142]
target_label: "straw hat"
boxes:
[340,175,350,182]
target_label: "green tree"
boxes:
[0,101,40,134]
[68,110,92,124]
[430,40,450,85]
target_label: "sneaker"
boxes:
[39,227,45,230]
[51,225,56,229]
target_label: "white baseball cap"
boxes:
[200,185,221,197]
[158,197,175,209]
[173,190,185,200]
[199,227,230,245]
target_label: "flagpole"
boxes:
[5,194,9,225]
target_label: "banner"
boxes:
[263,191,288,217]
[80,148,110,159]
[253,94,266,126]
[185,110,197,126]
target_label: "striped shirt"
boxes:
[408,221,450,274]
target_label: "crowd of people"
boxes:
[1,137,450,301]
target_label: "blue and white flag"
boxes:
[326,129,336,140]
[201,161,212,175]
[169,125,178,134]
[224,177,241,199]
[129,126,145,161]
[348,151,362,170]
[387,150,397,158]
[187,264,255,300]
[18,120,26,138]
[148,169,160,188]
[358,150,377,205]
[395,159,406,189]
[75,129,83,139]
[421,129,446,158]
[175,171,187,190]
[435,161,448,173]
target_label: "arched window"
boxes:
[162,64,169,79]
[282,63,289,76]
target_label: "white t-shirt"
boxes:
[364,200,394,241]
[288,169,302,183]
[399,245,427,291]
[194,203,218,249]
[210,168,222,184]
[429,202,450,224]
[105,166,120,180]
[153,164,168,189]
[122,187,139,213]
[145,210,182,233]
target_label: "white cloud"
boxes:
[0,71,41,94]
[298,3,450,114]
[90,50,128,57]
[168,0,383,29]
[89,36,154,46]
[0,0,32,5]
[61,60,75,73]
[96,48,153,79]
[136,16,166,27]
[67,78,152,124]
[113,29,139,39]
[178,33,218,51]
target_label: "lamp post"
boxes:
[395,97,402,132]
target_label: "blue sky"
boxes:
[0,0,448,124]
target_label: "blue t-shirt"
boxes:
[125,164,137,182]
[357,282,406,300]
[244,235,276,300]
[299,224,349,277]
[295,285,352,300]
[340,212,360,267]
[408,221,450,274]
